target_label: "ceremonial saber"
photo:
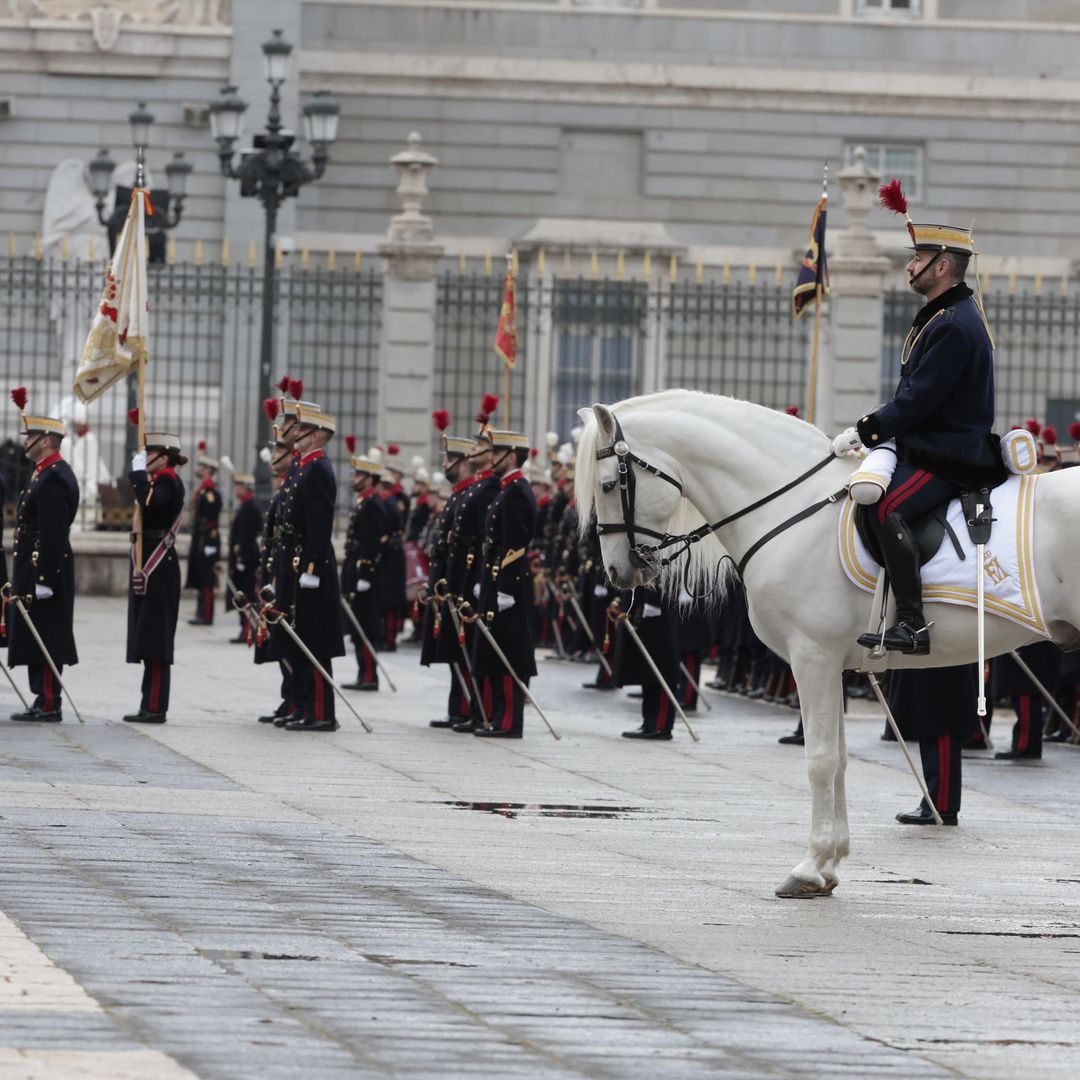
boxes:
[865,672,943,826]
[440,593,489,727]
[618,616,699,742]
[228,576,262,641]
[256,600,373,733]
[679,661,712,712]
[559,583,612,676]
[4,589,83,724]
[1008,649,1080,741]
[463,604,560,741]
[339,597,398,692]
[0,655,30,711]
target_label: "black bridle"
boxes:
[594,416,846,581]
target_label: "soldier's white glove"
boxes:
[299,572,320,589]
[130,451,147,473]
[641,603,662,618]
[496,592,515,612]
[34,584,54,600]
[472,583,480,598]
[592,584,608,598]
[355,579,371,592]
[832,427,863,457]
[678,588,693,608]
[236,563,245,572]
[203,546,217,557]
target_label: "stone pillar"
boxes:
[377,133,444,467]
[818,147,892,435]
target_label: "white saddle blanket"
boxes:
[837,473,1049,637]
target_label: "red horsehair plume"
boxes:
[387,443,400,456]
[785,405,800,417]
[128,408,140,426]
[276,375,291,395]
[530,447,539,458]
[1042,425,1058,445]
[263,398,279,422]
[432,409,450,431]
[10,387,27,411]
[1070,422,1080,442]
[288,378,304,401]
[878,178,908,217]
[476,392,499,424]
[345,435,357,454]
[198,440,207,451]
[1009,424,1022,431]
[1024,417,1042,436]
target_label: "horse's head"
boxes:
[575,403,684,590]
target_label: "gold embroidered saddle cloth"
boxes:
[838,473,1049,637]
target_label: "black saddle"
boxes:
[855,485,995,569]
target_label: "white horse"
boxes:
[575,389,1080,898]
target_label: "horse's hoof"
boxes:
[819,878,839,896]
[774,875,826,899]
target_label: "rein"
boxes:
[594,416,847,582]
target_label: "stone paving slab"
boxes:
[1,598,1080,1077]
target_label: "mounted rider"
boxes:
[855,180,1005,656]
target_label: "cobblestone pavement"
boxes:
[2,598,1080,1079]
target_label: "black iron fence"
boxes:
[883,286,1080,432]
[0,256,381,529]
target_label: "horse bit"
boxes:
[594,415,847,582]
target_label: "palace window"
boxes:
[856,0,921,16]
[846,143,924,203]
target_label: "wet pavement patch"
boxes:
[200,949,320,961]
[439,801,652,820]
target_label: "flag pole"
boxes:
[503,252,512,428]
[807,281,822,425]
[135,354,145,572]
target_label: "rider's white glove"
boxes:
[641,603,662,618]
[355,579,372,593]
[496,592,515,612]
[130,451,147,473]
[34,584,54,600]
[832,427,863,457]
[299,572,320,589]
[203,545,217,558]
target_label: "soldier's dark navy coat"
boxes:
[406,493,432,543]
[380,490,408,611]
[286,450,345,663]
[860,285,1002,488]
[473,470,538,680]
[253,484,282,666]
[887,663,981,740]
[340,488,388,646]
[225,493,262,615]
[420,477,472,667]
[8,452,79,668]
[127,467,185,663]
[449,471,500,601]
[184,477,221,589]
[268,453,302,662]
[610,590,678,691]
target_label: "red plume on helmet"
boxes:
[10,387,27,411]
[345,435,357,454]
[1070,422,1080,442]
[387,443,400,456]
[1042,425,1058,445]
[263,398,279,422]
[785,405,800,417]
[288,378,304,401]
[198,439,207,451]
[1024,417,1042,436]
[476,392,499,425]
[878,178,908,217]
[530,447,539,458]
[276,375,291,395]
[128,408,140,426]
[432,409,450,431]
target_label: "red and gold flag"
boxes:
[494,266,517,369]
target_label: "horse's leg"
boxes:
[775,661,843,899]
[819,701,850,895]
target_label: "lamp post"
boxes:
[209,29,340,492]
[88,102,192,259]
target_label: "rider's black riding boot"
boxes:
[857,512,931,656]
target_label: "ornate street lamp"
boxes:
[209,29,340,492]
[88,102,191,259]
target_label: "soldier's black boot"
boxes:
[857,513,931,656]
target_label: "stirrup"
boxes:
[858,619,933,656]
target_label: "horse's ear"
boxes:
[576,407,592,428]
[592,403,617,442]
